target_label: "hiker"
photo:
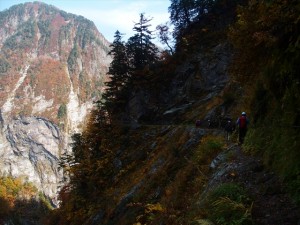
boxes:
[236,112,249,144]
[195,120,201,128]
[224,119,235,141]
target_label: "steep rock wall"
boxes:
[124,42,232,124]
[0,115,63,205]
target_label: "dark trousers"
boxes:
[239,128,247,143]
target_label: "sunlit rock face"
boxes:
[0,2,111,205]
[0,116,63,205]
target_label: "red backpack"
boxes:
[239,116,247,128]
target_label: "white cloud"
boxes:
[67,0,170,44]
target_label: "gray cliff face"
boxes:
[166,42,232,105]
[0,115,64,205]
[124,42,232,124]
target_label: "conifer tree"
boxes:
[168,0,195,38]
[126,13,158,72]
[103,30,129,110]
[168,0,215,39]
[156,22,174,55]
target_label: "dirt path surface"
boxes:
[208,144,300,225]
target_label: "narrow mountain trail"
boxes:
[133,124,299,224]
[214,143,300,225]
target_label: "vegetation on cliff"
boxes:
[228,0,300,204]
[43,0,300,224]
[0,1,110,122]
[42,0,300,224]
[2,0,299,224]
[0,176,52,224]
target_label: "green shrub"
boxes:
[67,45,80,73]
[0,57,11,73]
[193,135,224,165]
[206,183,253,225]
[57,104,67,119]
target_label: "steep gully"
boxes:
[1,65,30,120]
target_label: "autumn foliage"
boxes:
[45,0,300,224]
[0,176,51,224]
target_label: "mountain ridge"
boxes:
[0,1,111,205]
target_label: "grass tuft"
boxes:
[205,183,253,225]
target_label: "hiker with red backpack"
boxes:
[236,112,249,144]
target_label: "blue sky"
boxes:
[0,0,172,45]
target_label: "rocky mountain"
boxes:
[0,2,111,205]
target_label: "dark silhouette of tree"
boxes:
[156,22,174,55]
[55,102,116,224]
[168,0,215,39]
[103,30,129,111]
[126,13,159,72]
[168,0,195,38]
